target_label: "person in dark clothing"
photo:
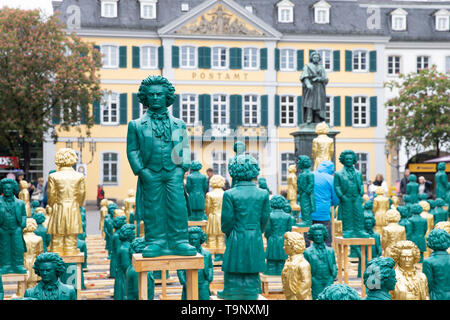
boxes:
[205,168,214,193]
[400,169,410,195]
[97,185,105,209]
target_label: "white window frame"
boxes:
[355,152,370,184]
[180,45,197,69]
[352,49,368,72]
[101,151,120,185]
[139,0,157,20]
[180,93,198,126]
[434,10,449,31]
[100,44,119,69]
[211,151,228,179]
[352,95,369,128]
[280,152,296,185]
[242,47,259,70]
[417,56,430,72]
[139,102,147,118]
[280,95,296,127]
[316,48,333,72]
[101,0,118,18]
[277,0,294,24]
[140,45,158,69]
[325,95,334,127]
[280,48,296,71]
[211,93,229,126]
[387,55,401,76]
[101,91,120,126]
[211,46,228,70]
[242,94,260,127]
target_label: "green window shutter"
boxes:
[158,46,164,69]
[229,95,242,128]
[172,46,179,69]
[198,47,211,69]
[93,101,100,124]
[120,93,127,125]
[260,48,267,70]
[93,45,100,51]
[297,96,303,125]
[132,93,140,119]
[333,50,340,71]
[172,94,180,118]
[199,94,211,130]
[229,47,242,70]
[52,107,60,125]
[132,46,140,69]
[297,50,304,71]
[345,50,353,72]
[260,95,268,126]
[119,46,127,68]
[333,96,341,126]
[274,48,280,71]
[369,50,377,72]
[370,96,377,127]
[275,95,280,126]
[345,96,352,127]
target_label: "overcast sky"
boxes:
[0,0,54,16]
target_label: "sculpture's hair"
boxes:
[434,198,445,206]
[297,155,311,170]
[33,252,67,278]
[32,212,46,224]
[307,223,329,242]
[284,232,305,254]
[403,194,411,203]
[410,203,423,215]
[396,206,410,218]
[363,257,396,291]
[127,189,135,197]
[228,154,260,181]
[100,198,109,206]
[188,226,206,244]
[0,178,19,195]
[388,240,421,265]
[363,211,376,227]
[19,180,28,189]
[270,195,287,209]
[317,283,361,300]
[233,141,246,153]
[24,218,38,233]
[435,221,450,233]
[118,224,136,242]
[419,200,430,212]
[209,174,225,188]
[426,229,450,251]
[31,200,40,208]
[107,202,118,216]
[427,199,435,209]
[437,161,446,171]
[408,174,417,182]
[385,209,401,224]
[130,237,146,255]
[288,164,297,173]
[113,215,127,230]
[190,160,202,171]
[283,204,292,213]
[363,200,373,210]
[137,75,176,108]
[375,187,385,195]
[315,122,329,135]
[54,148,78,167]
[338,150,358,165]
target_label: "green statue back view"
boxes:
[296,155,315,227]
[186,161,208,221]
[364,257,397,300]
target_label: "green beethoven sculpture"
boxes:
[397,205,413,241]
[30,200,40,217]
[304,224,337,300]
[363,200,373,217]
[33,212,50,252]
[0,178,27,274]
[409,203,428,262]
[406,174,419,204]
[126,75,195,258]
[258,177,271,194]
[334,150,368,238]
[435,162,449,200]
[296,155,315,227]
[105,202,117,259]
[356,212,382,277]
[217,154,270,300]
[115,224,136,300]
[230,141,246,188]
[110,215,127,279]
[317,283,361,300]
[422,228,450,300]
[186,161,208,221]
[264,195,295,276]
[24,252,76,300]
[432,198,448,226]
[364,257,397,300]
[177,226,213,300]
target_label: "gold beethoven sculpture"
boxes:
[311,122,334,171]
[419,200,434,258]
[281,232,312,300]
[382,208,406,257]
[47,148,86,256]
[373,186,390,235]
[391,195,399,210]
[99,198,109,238]
[434,221,450,254]
[205,175,226,250]
[287,165,300,211]
[123,189,136,224]
[389,240,430,300]
[362,194,370,206]
[19,180,31,217]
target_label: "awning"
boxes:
[424,155,450,163]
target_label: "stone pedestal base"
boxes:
[61,253,85,300]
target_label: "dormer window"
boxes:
[101,0,118,18]
[390,8,407,31]
[314,0,330,24]
[181,3,189,12]
[277,0,294,24]
[139,0,157,20]
[245,5,253,14]
[434,9,450,31]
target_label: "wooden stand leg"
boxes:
[161,270,167,299]
[185,269,198,300]
[343,245,349,284]
[76,262,82,300]
[337,243,343,283]
[139,271,148,300]
[360,245,366,298]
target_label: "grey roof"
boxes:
[52,0,450,41]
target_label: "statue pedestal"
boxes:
[188,220,207,232]
[132,253,204,300]
[1,273,28,299]
[260,274,282,297]
[61,253,85,300]
[334,237,375,298]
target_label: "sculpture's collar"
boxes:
[59,167,74,172]
[235,181,255,187]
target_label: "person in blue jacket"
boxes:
[310,160,339,247]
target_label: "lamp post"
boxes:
[77,136,85,163]
[385,143,401,183]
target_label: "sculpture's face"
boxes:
[2,183,14,198]
[284,241,293,256]
[364,218,374,231]
[398,249,415,270]
[312,229,325,244]
[311,53,320,63]
[235,143,245,155]
[189,233,202,250]
[343,154,354,168]
[144,85,168,111]
[39,262,58,284]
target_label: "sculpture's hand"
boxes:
[306,83,313,90]
[139,168,152,183]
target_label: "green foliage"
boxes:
[384,66,450,156]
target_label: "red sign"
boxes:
[0,156,20,169]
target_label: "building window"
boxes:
[245,5,253,13]
[102,152,118,184]
[353,96,368,127]
[387,56,401,75]
[391,9,407,31]
[243,95,259,126]
[101,92,119,125]
[417,56,429,72]
[280,48,295,71]
[101,45,119,68]
[353,50,367,72]
[314,1,331,24]
[212,47,227,69]
[180,46,196,68]
[181,94,197,125]
[181,3,189,12]
[101,0,118,18]
[140,46,157,69]
[280,152,296,184]
[212,94,228,125]
[277,0,294,23]
[212,151,227,178]
[435,10,450,31]
[280,95,295,126]
[243,48,258,70]
[325,96,333,127]
[139,0,157,19]
[317,49,332,71]
[355,152,368,183]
